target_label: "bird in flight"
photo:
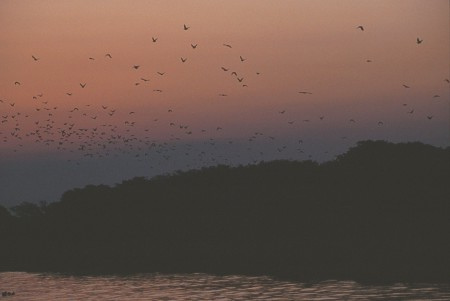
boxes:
[66,93,72,96]
[89,57,95,61]
[133,65,140,69]
[416,37,423,44]
[402,84,410,88]
[80,83,86,88]
[32,55,39,61]
[105,53,112,58]
[221,67,229,71]
[14,81,21,86]
[366,59,372,63]
[356,25,364,31]
[445,79,450,83]
[239,56,246,62]
[181,57,187,63]
[152,37,158,42]
[432,94,440,98]
[153,89,163,92]
[140,78,150,82]
[223,44,232,48]
[157,72,165,76]
[237,77,244,82]
[298,91,312,95]
[191,44,198,49]
[427,116,433,120]
[377,121,384,126]
[219,94,227,97]
[183,24,190,30]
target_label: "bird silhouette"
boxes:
[183,24,190,30]
[239,56,246,62]
[105,53,112,58]
[416,37,423,44]
[237,77,244,82]
[402,84,410,88]
[157,72,165,76]
[427,116,433,120]
[356,25,364,31]
[223,44,232,48]
[152,37,158,42]
[191,44,198,49]
[32,55,39,61]
[221,67,229,71]
[219,94,227,97]
[14,81,21,85]
[445,79,450,83]
[181,57,187,63]
[140,78,150,82]
[298,91,312,95]
[132,65,140,69]
[432,94,440,98]
[80,83,86,88]
[378,121,384,126]
[89,57,95,60]
[66,93,72,96]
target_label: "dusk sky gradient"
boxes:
[1,0,449,206]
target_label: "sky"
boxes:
[1,0,449,206]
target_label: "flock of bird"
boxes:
[1,24,447,170]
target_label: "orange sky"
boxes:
[0,0,449,204]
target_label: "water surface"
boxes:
[1,272,450,300]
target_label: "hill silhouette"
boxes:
[1,140,449,283]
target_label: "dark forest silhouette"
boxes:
[1,140,449,283]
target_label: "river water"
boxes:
[1,272,450,300]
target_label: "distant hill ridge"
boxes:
[1,140,449,283]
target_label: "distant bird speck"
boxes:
[105,53,112,58]
[223,44,232,48]
[133,65,140,69]
[183,24,190,30]
[240,56,246,62]
[416,37,423,44]
[181,57,187,63]
[356,25,364,31]
[80,83,86,88]
[191,44,198,49]
[152,37,158,43]
[32,55,39,61]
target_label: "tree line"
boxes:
[1,140,449,283]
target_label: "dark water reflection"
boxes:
[1,272,450,300]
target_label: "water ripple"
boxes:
[1,272,450,300]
